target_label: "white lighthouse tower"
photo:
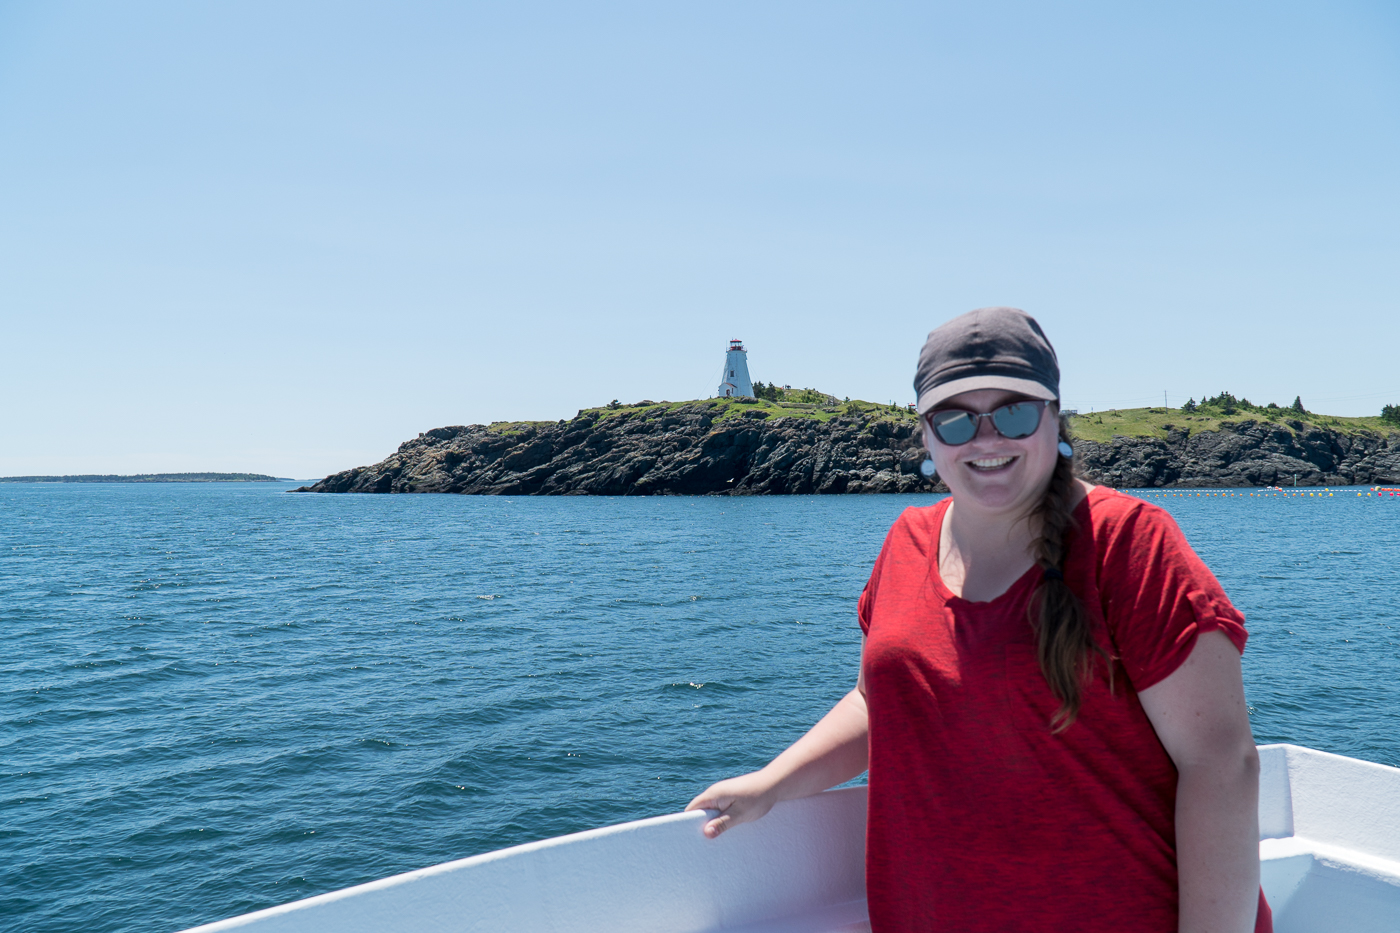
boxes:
[716,338,754,399]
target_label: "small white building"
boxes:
[716,339,754,398]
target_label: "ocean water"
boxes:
[2,484,1398,933]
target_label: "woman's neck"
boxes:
[947,498,1037,555]
[937,480,1095,602]
[938,499,1038,602]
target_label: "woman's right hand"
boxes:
[684,682,870,841]
[685,771,777,839]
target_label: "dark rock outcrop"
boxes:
[294,407,1400,496]
[296,403,945,495]
[1074,419,1400,488]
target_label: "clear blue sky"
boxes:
[2,1,1397,478]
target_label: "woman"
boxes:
[687,307,1269,932]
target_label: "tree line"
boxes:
[1180,391,1304,416]
[1180,391,1399,425]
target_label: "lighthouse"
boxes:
[716,338,754,398]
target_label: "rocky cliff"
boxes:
[298,401,942,495]
[294,402,1400,496]
[1074,417,1400,488]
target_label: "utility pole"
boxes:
[1164,390,1168,413]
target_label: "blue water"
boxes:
[2,484,1398,933]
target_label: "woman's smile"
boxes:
[966,454,1018,472]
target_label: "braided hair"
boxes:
[1028,411,1111,732]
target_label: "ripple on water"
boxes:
[1,484,1397,933]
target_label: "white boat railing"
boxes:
[1258,744,1400,932]
[179,744,1400,933]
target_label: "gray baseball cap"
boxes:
[914,307,1060,414]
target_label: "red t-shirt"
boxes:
[858,486,1271,932]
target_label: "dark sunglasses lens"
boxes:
[991,402,1043,439]
[931,411,978,445]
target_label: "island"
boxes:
[1,473,289,483]
[292,391,1400,495]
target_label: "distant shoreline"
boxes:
[0,473,292,484]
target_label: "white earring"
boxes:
[1058,441,1074,458]
[920,459,938,478]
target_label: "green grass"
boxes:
[480,395,919,433]
[1068,406,1396,444]
[588,396,920,428]
[484,421,556,436]
[483,397,1397,442]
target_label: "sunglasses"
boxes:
[925,399,1052,446]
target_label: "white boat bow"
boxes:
[179,744,1400,933]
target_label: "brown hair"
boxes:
[1028,412,1110,732]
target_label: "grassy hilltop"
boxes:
[1069,394,1398,444]
[481,387,1398,442]
[483,386,921,436]
[1067,408,1397,444]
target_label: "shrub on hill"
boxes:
[750,382,838,405]
[1187,391,1311,420]
[1383,404,1400,426]
[1194,391,1255,416]
[752,381,782,401]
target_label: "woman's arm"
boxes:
[1138,629,1260,933]
[685,650,870,839]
